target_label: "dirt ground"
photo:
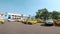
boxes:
[0,21,60,34]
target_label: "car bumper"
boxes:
[45,23,53,26]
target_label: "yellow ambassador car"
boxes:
[54,19,60,25]
[17,19,25,22]
[0,14,4,24]
[0,19,4,24]
[27,19,37,24]
[37,19,45,23]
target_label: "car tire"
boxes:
[1,22,4,24]
[28,22,32,25]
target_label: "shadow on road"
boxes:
[54,25,60,27]
[22,22,33,25]
[40,23,53,27]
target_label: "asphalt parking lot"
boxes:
[0,21,60,34]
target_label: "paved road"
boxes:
[0,21,60,34]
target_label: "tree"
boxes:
[52,11,60,19]
[35,8,49,20]
[48,12,52,19]
[35,8,60,20]
[35,9,42,19]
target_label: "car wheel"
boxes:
[28,22,32,25]
[1,22,4,24]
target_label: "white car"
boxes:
[8,19,16,22]
[45,19,54,26]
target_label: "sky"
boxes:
[0,0,60,16]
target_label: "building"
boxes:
[22,15,29,20]
[5,12,29,20]
[0,13,4,19]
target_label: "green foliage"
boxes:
[35,8,60,20]
[35,8,49,20]
[52,11,60,19]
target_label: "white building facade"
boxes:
[5,12,29,20]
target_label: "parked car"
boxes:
[17,19,25,22]
[54,19,60,26]
[45,19,54,26]
[27,19,37,25]
[37,19,45,23]
[0,16,4,24]
[0,19,4,24]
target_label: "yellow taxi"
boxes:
[54,19,60,25]
[27,19,37,24]
[0,19,4,24]
[37,19,45,23]
[17,19,24,22]
[0,14,4,24]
